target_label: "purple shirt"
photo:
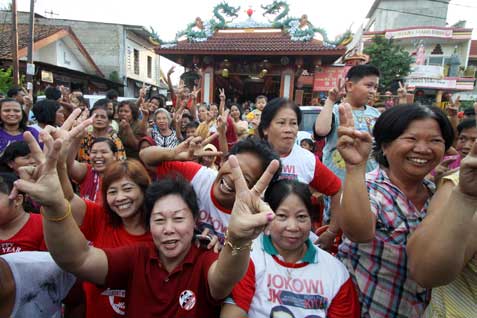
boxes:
[0,126,40,153]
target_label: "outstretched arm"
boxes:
[408,140,477,287]
[14,131,108,285]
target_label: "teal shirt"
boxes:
[322,104,380,181]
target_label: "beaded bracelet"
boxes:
[40,199,72,222]
[224,230,253,256]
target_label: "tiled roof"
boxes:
[470,40,477,58]
[0,23,66,59]
[157,30,345,56]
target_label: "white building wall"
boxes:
[55,40,88,72]
[125,31,160,87]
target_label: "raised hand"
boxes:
[327,77,346,104]
[173,134,222,161]
[12,131,64,208]
[167,65,176,77]
[336,103,372,166]
[446,95,460,117]
[217,109,229,136]
[191,85,201,100]
[219,88,226,102]
[226,155,280,243]
[397,81,408,99]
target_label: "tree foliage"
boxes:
[364,36,413,92]
[0,67,14,95]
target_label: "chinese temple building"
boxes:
[155,2,350,105]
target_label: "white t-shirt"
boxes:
[228,234,360,318]
[0,251,76,318]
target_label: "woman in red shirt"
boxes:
[16,129,279,317]
[67,137,119,203]
[0,172,45,254]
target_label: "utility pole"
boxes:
[11,0,19,86]
[26,0,35,93]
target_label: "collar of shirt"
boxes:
[261,234,317,264]
[147,243,201,275]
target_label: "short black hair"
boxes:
[255,95,268,102]
[0,141,30,173]
[300,138,314,149]
[265,179,313,216]
[106,89,119,100]
[0,98,27,131]
[91,137,118,154]
[32,99,60,125]
[372,104,454,167]
[6,87,20,98]
[0,172,18,195]
[182,113,193,122]
[228,136,282,183]
[45,86,62,100]
[144,177,199,230]
[457,119,476,135]
[93,98,111,108]
[186,121,199,129]
[257,97,301,139]
[346,64,380,83]
[89,104,108,117]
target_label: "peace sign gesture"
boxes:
[226,155,280,244]
[327,77,346,104]
[219,88,226,102]
[12,131,65,209]
[397,81,408,98]
[336,103,373,167]
[172,134,223,161]
[191,85,201,100]
[446,95,460,117]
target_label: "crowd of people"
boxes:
[0,63,476,318]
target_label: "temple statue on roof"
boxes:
[154,1,353,105]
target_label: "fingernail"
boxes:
[266,212,274,222]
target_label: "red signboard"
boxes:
[313,66,347,92]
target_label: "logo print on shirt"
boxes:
[179,290,196,311]
[102,288,126,315]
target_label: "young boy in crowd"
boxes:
[246,95,268,135]
[314,64,381,221]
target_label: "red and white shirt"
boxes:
[280,144,341,195]
[0,213,46,255]
[157,161,231,243]
[229,234,360,318]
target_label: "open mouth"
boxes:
[407,157,430,166]
[162,239,179,249]
[115,201,133,211]
[219,177,234,194]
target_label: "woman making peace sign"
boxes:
[14,129,280,317]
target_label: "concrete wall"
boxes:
[125,31,159,86]
[369,0,449,31]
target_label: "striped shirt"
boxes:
[338,167,434,318]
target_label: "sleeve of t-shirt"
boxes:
[230,260,256,312]
[310,157,341,196]
[156,161,202,182]
[313,107,338,139]
[79,199,105,242]
[103,245,140,289]
[327,278,360,318]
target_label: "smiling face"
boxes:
[263,107,298,156]
[209,104,219,119]
[347,75,379,107]
[198,106,208,122]
[456,126,477,158]
[0,101,23,127]
[384,118,446,181]
[92,108,109,130]
[90,141,116,172]
[212,152,264,209]
[150,194,195,270]
[270,193,311,255]
[230,105,241,121]
[106,177,144,221]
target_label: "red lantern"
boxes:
[247,8,253,17]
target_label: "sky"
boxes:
[1,0,476,82]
